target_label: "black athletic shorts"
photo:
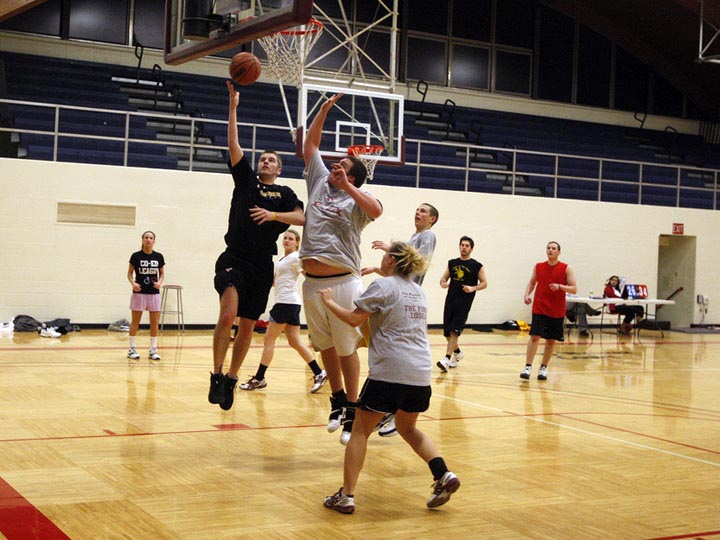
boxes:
[269,303,301,326]
[529,313,565,341]
[214,251,274,320]
[358,378,432,414]
[443,300,472,337]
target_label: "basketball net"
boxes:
[257,19,323,142]
[258,19,323,88]
[349,144,384,182]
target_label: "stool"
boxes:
[160,284,184,331]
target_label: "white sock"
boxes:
[150,336,158,349]
[129,336,137,348]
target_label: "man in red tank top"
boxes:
[520,241,577,381]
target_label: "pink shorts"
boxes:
[130,293,161,312]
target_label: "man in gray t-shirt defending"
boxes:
[362,203,438,285]
[300,93,383,446]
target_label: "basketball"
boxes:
[229,52,261,86]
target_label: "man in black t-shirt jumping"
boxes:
[208,82,306,411]
[437,236,487,372]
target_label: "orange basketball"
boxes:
[229,52,261,86]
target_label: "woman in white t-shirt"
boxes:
[240,230,327,393]
[318,241,460,514]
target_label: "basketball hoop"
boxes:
[348,144,384,181]
[257,18,323,88]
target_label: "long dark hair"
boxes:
[606,275,620,291]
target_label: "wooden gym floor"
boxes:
[0,327,718,540]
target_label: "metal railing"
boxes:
[1,98,719,209]
[403,137,719,209]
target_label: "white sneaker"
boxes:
[427,471,461,508]
[537,365,548,381]
[310,370,328,393]
[378,415,398,437]
[340,429,351,446]
[373,412,394,433]
[520,364,532,380]
[436,356,450,372]
[148,348,161,361]
[450,350,464,367]
[127,347,140,360]
[40,327,61,338]
[340,406,355,445]
[327,397,343,433]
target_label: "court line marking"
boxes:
[0,476,70,540]
[435,394,720,468]
[644,529,720,540]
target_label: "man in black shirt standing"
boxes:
[208,82,306,410]
[437,236,487,372]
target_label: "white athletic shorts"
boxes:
[302,274,363,357]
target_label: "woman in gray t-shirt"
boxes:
[318,242,460,514]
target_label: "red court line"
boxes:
[0,476,70,540]
[556,413,720,456]
[461,379,720,418]
[0,422,325,444]
[645,530,720,539]
[2,337,717,354]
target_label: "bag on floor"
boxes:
[108,318,131,332]
[13,314,42,332]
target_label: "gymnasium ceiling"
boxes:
[2,0,720,116]
[543,0,720,117]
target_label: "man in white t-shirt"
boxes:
[362,203,438,285]
[300,93,383,445]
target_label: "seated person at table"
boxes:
[566,301,601,337]
[603,275,644,334]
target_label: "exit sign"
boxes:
[672,223,684,234]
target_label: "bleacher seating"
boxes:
[2,51,719,209]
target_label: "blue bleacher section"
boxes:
[404,98,720,207]
[2,51,718,209]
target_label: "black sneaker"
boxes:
[220,376,238,410]
[340,405,355,446]
[208,373,225,404]
[327,396,343,433]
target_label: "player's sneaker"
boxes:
[520,365,532,380]
[372,412,394,433]
[127,347,140,360]
[310,370,327,393]
[219,376,238,410]
[239,376,267,391]
[378,415,398,437]
[324,488,355,514]
[340,405,355,445]
[148,348,161,361]
[327,396,343,433]
[427,471,461,508]
[449,350,464,368]
[537,365,548,381]
[436,356,450,372]
[208,372,225,404]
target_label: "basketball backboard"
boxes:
[164,0,313,65]
[297,83,405,165]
